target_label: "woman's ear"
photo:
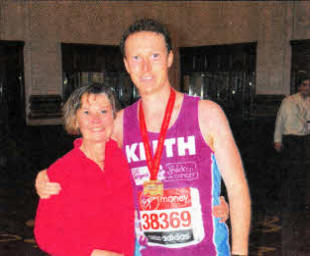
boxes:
[74,117,79,132]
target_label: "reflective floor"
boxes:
[0,122,309,256]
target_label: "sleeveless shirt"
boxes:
[123,94,230,256]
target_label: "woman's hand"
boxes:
[212,196,229,223]
[35,170,61,199]
[91,249,123,256]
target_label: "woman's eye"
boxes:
[133,56,140,61]
[83,111,89,115]
[101,110,107,114]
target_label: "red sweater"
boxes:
[34,139,135,256]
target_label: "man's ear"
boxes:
[168,51,174,68]
[123,58,130,74]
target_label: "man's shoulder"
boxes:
[116,100,139,121]
[123,100,139,112]
[198,99,224,115]
[198,99,228,132]
[282,93,299,104]
[197,98,231,150]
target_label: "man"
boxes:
[274,75,310,154]
[36,19,250,255]
[274,75,310,255]
[274,75,310,203]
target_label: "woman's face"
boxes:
[75,93,114,144]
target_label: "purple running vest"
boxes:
[123,94,230,256]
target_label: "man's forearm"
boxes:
[274,103,286,144]
[274,117,283,144]
[229,184,251,255]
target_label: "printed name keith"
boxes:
[125,136,196,163]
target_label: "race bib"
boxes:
[138,187,205,248]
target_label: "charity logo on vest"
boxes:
[166,162,198,181]
[131,161,199,186]
[125,136,196,163]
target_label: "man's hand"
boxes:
[274,142,282,152]
[91,249,123,256]
[35,170,61,199]
[212,196,229,223]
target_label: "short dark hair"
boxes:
[297,72,310,87]
[120,18,172,57]
[63,83,116,135]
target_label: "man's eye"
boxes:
[133,56,140,61]
[152,53,159,58]
[101,110,107,114]
[83,111,89,115]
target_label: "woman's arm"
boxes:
[91,250,123,256]
[212,196,229,223]
[34,164,93,256]
[34,177,70,255]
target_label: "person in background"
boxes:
[34,83,134,256]
[274,74,310,154]
[274,74,310,255]
[274,74,310,207]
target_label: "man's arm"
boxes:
[274,99,286,152]
[35,107,229,221]
[199,100,251,255]
[35,170,61,198]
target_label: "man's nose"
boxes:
[142,59,151,72]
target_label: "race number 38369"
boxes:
[138,187,205,247]
[141,209,191,231]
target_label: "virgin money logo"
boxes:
[139,188,192,211]
[139,195,160,211]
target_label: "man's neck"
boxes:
[139,85,184,133]
[112,84,182,146]
[140,85,171,115]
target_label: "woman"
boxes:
[34,83,134,256]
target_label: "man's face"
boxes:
[123,31,173,96]
[299,79,310,97]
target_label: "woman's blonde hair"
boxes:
[63,83,117,135]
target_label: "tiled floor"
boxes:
[0,122,309,256]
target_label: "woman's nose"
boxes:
[90,113,101,123]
